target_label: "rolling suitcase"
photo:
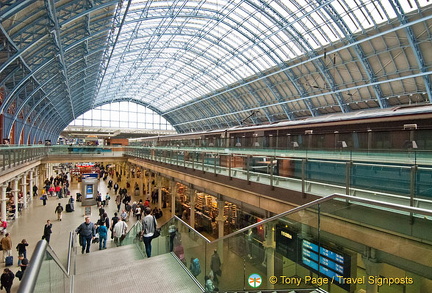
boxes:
[66,203,73,212]
[5,255,13,266]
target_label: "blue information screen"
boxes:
[86,184,93,198]
[301,239,350,288]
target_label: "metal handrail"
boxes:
[18,233,75,293]
[162,193,432,245]
[66,231,75,275]
[17,240,48,293]
[214,193,432,243]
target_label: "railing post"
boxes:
[345,161,352,196]
[270,156,275,189]
[410,165,417,224]
[246,155,251,184]
[301,158,307,197]
[228,154,232,179]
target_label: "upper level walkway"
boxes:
[125,146,432,210]
[1,145,431,211]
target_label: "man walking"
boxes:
[0,268,14,293]
[112,218,127,247]
[96,222,108,250]
[141,207,156,257]
[43,220,52,243]
[0,233,12,263]
[210,249,222,285]
[75,217,96,254]
[55,203,64,221]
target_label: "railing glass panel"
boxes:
[126,194,432,293]
[18,240,70,293]
[124,147,432,209]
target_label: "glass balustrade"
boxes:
[117,194,432,293]
[19,233,74,293]
[1,144,431,209]
[125,147,432,209]
[33,249,69,293]
[18,194,432,293]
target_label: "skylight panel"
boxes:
[332,0,361,33]
[368,0,397,22]
[271,42,292,61]
[268,1,291,19]
[400,0,420,13]
[253,52,274,70]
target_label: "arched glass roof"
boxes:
[0,0,431,141]
[98,0,426,113]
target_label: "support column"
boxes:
[1,185,7,222]
[216,199,225,263]
[21,173,27,209]
[363,248,379,293]
[170,180,176,217]
[157,175,162,209]
[216,200,225,238]
[122,162,126,177]
[140,171,144,197]
[13,178,19,219]
[35,168,40,191]
[147,172,152,198]
[29,171,34,202]
[39,166,44,186]
[189,188,195,229]
[47,163,53,179]
[37,167,43,192]
[263,222,276,289]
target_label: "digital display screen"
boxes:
[275,225,351,291]
[82,173,98,179]
[86,184,93,198]
[301,239,350,290]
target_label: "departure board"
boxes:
[275,226,351,291]
[301,239,351,290]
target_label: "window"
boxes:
[68,101,174,131]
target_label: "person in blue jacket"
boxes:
[96,222,108,250]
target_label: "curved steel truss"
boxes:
[0,0,431,142]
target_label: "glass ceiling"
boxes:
[0,0,430,141]
[96,0,419,112]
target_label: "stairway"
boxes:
[73,245,202,293]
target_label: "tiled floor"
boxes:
[8,175,176,292]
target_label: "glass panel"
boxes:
[33,249,69,293]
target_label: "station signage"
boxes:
[275,225,351,291]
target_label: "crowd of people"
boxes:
[0,164,226,292]
[0,233,29,292]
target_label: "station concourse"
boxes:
[0,1,431,293]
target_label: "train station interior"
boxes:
[0,1,432,293]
